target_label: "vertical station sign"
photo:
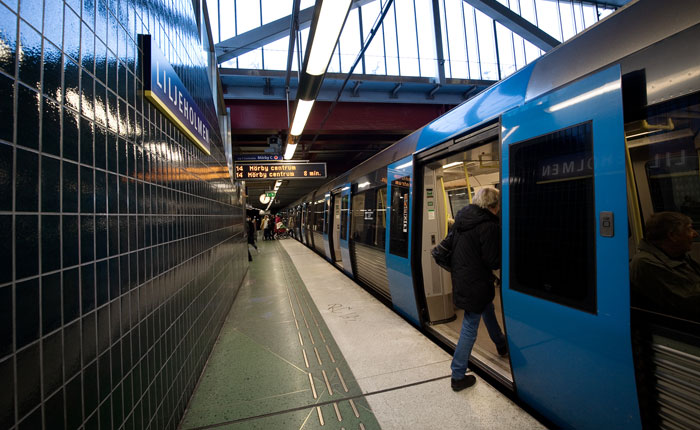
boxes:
[139,34,212,155]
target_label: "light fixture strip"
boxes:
[305,0,353,76]
[290,99,315,136]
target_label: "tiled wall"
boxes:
[0,0,248,429]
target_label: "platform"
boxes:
[178,238,545,429]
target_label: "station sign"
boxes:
[140,34,211,155]
[235,163,327,180]
[234,154,283,162]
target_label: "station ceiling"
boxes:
[219,0,629,212]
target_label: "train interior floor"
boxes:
[178,238,545,430]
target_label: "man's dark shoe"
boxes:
[497,344,508,357]
[451,375,476,392]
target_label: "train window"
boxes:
[626,95,700,322]
[340,195,349,240]
[390,176,411,258]
[323,198,330,235]
[509,122,597,313]
[314,201,324,232]
[350,187,387,250]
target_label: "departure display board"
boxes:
[234,163,327,180]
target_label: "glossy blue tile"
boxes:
[0,4,16,77]
[0,286,11,357]
[63,319,81,380]
[0,143,11,211]
[62,214,79,268]
[94,125,106,169]
[62,268,79,324]
[108,214,118,256]
[95,214,107,259]
[41,96,61,155]
[42,329,63,396]
[95,259,108,306]
[15,215,38,279]
[0,356,14,428]
[83,0,95,28]
[41,155,60,212]
[17,84,40,149]
[16,342,40,419]
[95,38,107,86]
[0,74,13,143]
[81,263,95,314]
[16,277,39,349]
[95,170,106,213]
[41,272,61,334]
[41,215,60,272]
[15,147,38,211]
[82,22,95,73]
[43,0,62,46]
[107,130,117,173]
[80,215,94,262]
[62,106,79,161]
[65,371,83,429]
[81,72,95,120]
[63,6,80,60]
[80,166,94,213]
[95,78,107,128]
[62,161,78,212]
[81,118,94,168]
[17,19,41,89]
[42,39,61,100]
[83,360,98,419]
[18,407,41,430]
[18,0,42,32]
[44,389,65,430]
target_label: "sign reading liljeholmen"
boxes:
[234,163,327,180]
[139,35,211,155]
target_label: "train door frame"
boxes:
[412,122,513,386]
[501,65,641,429]
[338,184,353,276]
[329,187,343,266]
[385,157,421,325]
[322,193,332,259]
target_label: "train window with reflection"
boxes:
[390,176,411,257]
[351,187,387,250]
[509,122,597,313]
[323,198,330,235]
[314,200,324,232]
[340,195,349,240]
[626,94,700,322]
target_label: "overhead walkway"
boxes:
[179,238,545,429]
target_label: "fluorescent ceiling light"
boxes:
[443,161,463,169]
[358,182,370,188]
[290,99,315,136]
[306,0,352,76]
[395,161,412,170]
[284,142,297,160]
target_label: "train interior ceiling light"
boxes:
[285,0,353,160]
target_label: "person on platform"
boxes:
[449,187,508,392]
[630,211,700,321]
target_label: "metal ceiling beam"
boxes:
[216,0,377,64]
[463,0,560,51]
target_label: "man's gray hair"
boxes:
[473,187,500,210]
[645,212,692,242]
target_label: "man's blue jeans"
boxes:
[450,302,506,380]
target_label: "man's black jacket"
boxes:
[450,204,500,313]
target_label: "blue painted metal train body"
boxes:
[285,1,700,428]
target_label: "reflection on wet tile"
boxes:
[63,6,80,60]
[43,0,63,46]
[18,19,42,89]
[19,0,42,32]
[82,22,95,74]
[0,74,13,142]
[0,4,17,76]
[41,97,61,155]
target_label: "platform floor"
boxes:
[178,238,545,430]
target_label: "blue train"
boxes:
[284,1,700,428]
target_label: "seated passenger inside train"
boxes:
[630,211,700,322]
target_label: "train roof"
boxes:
[286,0,700,208]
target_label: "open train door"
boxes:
[501,66,641,428]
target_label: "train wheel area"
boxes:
[180,239,546,430]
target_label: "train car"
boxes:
[286,1,700,428]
